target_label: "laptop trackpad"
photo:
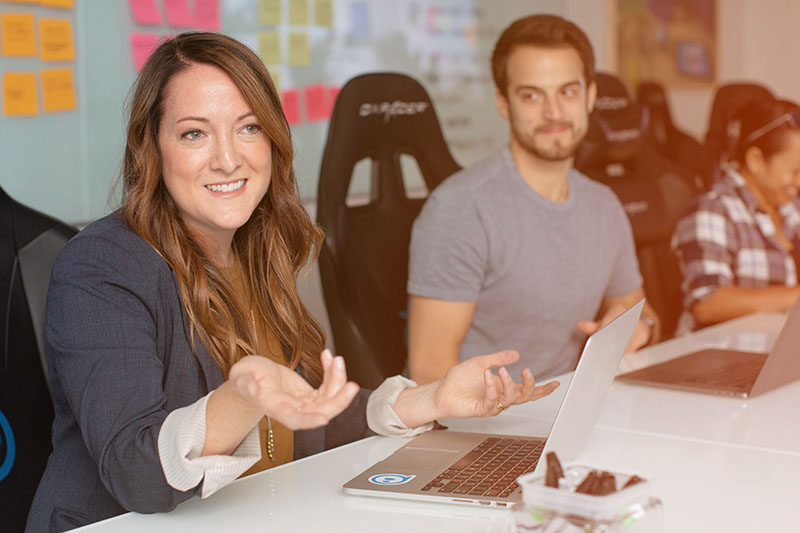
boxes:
[381,448,461,471]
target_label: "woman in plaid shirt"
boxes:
[673,97,800,332]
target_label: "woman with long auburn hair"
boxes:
[26,32,558,532]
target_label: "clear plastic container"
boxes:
[510,464,663,532]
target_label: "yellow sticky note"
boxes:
[2,13,36,57]
[41,68,76,112]
[39,18,75,61]
[3,72,38,116]
[39,0,76,8]
[259,0,281,25]
[259,31,281,65]
[289,0,308,25]
[269,70,280,92]
[315,0,333,27]
[288,32,309,66]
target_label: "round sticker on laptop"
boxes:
[368,473,416,486]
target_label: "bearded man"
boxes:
[407,14,660,384]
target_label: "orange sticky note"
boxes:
[281,89,300,125]
[130,33,161,70]
[2,13,36,57]
[41,67,76,112]
[39,0,76,7]
[39,18,75,61]
[3,72,38,116]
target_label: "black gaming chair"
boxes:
[575,73,698,340]
[316,73,460,388]
[636,81,709,189]
[704,82,774,184]
[0,187,76,532]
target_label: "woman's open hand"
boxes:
[228,350,359,430]
[391,350,559,428]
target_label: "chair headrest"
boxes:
[577,72,646,168]
[636,81,673,129]
[705,82,774,145]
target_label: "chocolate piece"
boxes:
[545,452,564,487]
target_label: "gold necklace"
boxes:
[250,308,276,462]
[239,257,276,463]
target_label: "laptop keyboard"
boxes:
[420,437,545,498]
[685,358,763,388]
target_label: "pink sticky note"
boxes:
[282,89,301,125]
[327,85,341,115]
[164,0,194,27]
[130,33,160,71]
[194,0,221,31]
[129,0,162,25]
[304,84,328,122]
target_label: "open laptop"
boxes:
[617,300,800,398]
[343,300,644,508]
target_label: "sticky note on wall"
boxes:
[164,0,194,27]
[39,18,75,62]
[289,0,308,25]
[288,32,310,66]
[40,0,76,8]
[3,72,38,116]
[259,0,281,25]
[281,89,300,125]
[315,0,333,27]
[259,31,281,65]
[2,13,36,57]
[41,67,76,112]
[129,0,163,25]
[194,0,220,31]
[130,33,161,71]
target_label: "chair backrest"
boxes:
[0,187,76,531]
[636,80,709,189]
[317,73,460,388]
[575,73,698,339]
[704,82,774,183]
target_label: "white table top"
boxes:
[77,312,800,532]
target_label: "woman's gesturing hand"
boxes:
[391,350,560,429]
[228,350,359,430]
[433,350,560,419]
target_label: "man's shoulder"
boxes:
[430,148,512,203]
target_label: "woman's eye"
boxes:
[243,124,262,134]
[181,130,203,140]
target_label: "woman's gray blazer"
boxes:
[26,214,372,532]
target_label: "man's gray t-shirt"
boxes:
[408,147,642,379]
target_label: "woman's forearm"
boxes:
[693,285,800,327]
[202,381,263,456]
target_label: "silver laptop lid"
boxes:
[535,299,644,473]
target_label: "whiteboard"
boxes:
[0,0,565,224]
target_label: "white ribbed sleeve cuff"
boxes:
[366,375,435,437]
[158,391,261,498]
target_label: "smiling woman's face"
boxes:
[157,62,272,256]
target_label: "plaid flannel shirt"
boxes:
[672,170,800,331]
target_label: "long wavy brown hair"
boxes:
[121,32,324,385]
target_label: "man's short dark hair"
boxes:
[491,14,595,96]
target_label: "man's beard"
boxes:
[516,121,585,162]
